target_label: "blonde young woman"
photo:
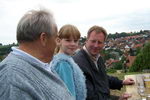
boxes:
[50,24,87,100]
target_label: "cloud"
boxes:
[107,9,150,33]
[0,0,150,44]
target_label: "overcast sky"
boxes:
[0,0,150,45]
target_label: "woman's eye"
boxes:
[66,39,71,42]
[74,40,78,43]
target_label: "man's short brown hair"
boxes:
[87,25,107,40]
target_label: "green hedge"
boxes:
[129,42,150,72]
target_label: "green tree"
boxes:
[79,36,86,45]
[129,42,150,72]
[0,43,18,61]
[0,56,3,61]
[113,61,123,70]
[101,49,116,61]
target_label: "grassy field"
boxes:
[108,72,144,97]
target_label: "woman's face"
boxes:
[58,37,79,55]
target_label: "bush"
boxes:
[113,61,123,70]
[106,68,116,73]
[129,42,150,72]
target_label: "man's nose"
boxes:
[94,42,99,47]
[70,41,76,45]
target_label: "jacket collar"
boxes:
[83,46,100,62]
[80,48,100,72]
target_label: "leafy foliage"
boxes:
[113,61,123,70]
[106,68,116,73]
[107,30,146,39]
[129,42,150,72]
[0,43,18,61]
[79,36,86,46]
[0,45,12,55]
[101,50,116,61]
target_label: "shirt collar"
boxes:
[83,46,100,62]
[11,46,51,72]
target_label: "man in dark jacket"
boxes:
[73,25,134,100]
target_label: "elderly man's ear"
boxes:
[39,32,48,46]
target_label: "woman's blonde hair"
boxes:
[58,24,80,39]
[55,24,81,53]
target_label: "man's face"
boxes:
[45,33,57,60]
[85,31,105,57]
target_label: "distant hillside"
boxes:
[0,43,18,61]
[108,30,150,39]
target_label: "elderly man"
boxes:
[0,9,73,100]
[73,25,134,100]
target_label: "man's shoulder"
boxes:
[1,53,26,65]
[73,50,89,67]
[73,49,86,59]
[0,53,32,72]
[0,53,39,83]
[0,63,74,100]
[0,58,29,92]
[0,55,28,80]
